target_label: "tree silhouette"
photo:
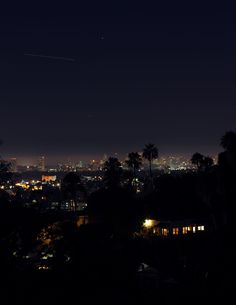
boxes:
[191,153,214,171]
[191,152,204,170]
[125,152,142,191]
[142,143,158,177]
[218,131,236,230]
[0,140,11,184]
[103,157,123,188]
[61,172,86,211]
[218,131,236,185]
[88,187,140,237]
[125,152,142,176]
[202,156,214,171]
[220,131,236,152]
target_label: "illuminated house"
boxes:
[142,218,205,237]
[142,176,211,237]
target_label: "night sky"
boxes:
[2,3,236,163]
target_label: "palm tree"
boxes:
[191,152,204,170]
[0,139,11,184]
[219,131,236,180]
[202,156,214,170]
[219,131,236,229]
[142,143,159,177]
[61,172,85,211]
[220,131,236,152]
[126,152,142,177]
[103,157,123,188]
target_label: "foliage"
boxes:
[88,187,142,237]
[126,152,142,175]
[142,143,158,177]
[220,131,236,152]
[191,153,214,171]
[61,172,86,211]
[103,157,123,188]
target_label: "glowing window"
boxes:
[173,228,179,235]
[182,227,188,234]
[198,226,204,231]
[193,226,196,233]
[162,228,169,236]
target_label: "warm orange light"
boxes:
[143,219,154,228]
[173,227,179,235]
[162,228,169,236]
[42,175,57,182]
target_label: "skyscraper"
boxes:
[10,158,18,172]
[38,156,45,172]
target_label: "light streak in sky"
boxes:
[24,53,75,62]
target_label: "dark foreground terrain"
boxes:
[1,224,235,305]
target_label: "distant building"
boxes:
[142,218,206,237]
[76,161,83,169]
[10,158,18,172]
[38,156,45,171]
[42,175,57,182]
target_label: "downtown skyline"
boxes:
[3,151,219,167]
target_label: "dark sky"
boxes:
[2,2,236,163]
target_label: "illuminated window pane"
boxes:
[193,226,196,233]
[162,228,169,236]
[197,226,205,231]
[182,227,188,234]
[198,225,204,231]
[173,228,179,235]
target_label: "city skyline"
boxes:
[3,151,219,167]
[1,140,223,163]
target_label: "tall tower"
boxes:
[10,158,18,172]
[38,156,45,171]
